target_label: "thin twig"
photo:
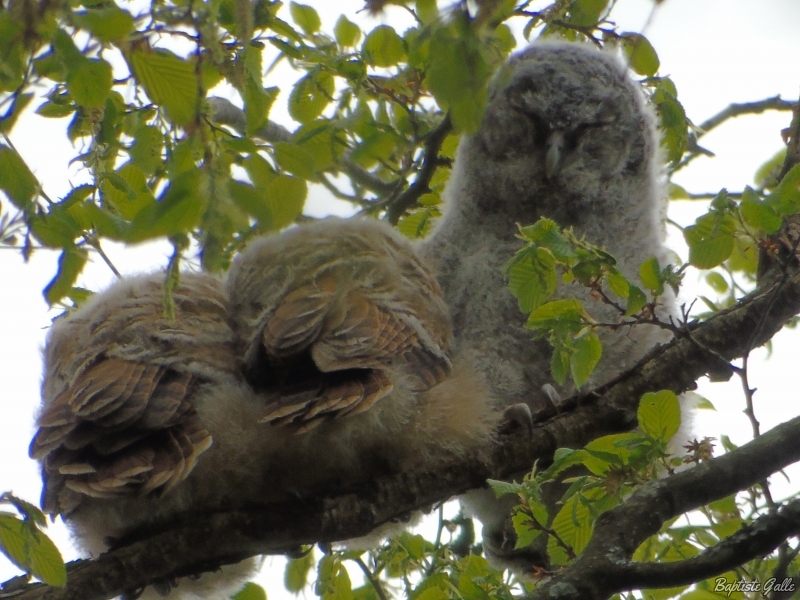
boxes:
[353,556,389,600]
[83,235,121,279]
[672,96,795,174]
[385,113,453,225]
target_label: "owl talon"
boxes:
[499,403,533,437]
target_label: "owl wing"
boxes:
[228,219,453,433]
[31,274,234,515]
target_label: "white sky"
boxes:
[2,0,800,597]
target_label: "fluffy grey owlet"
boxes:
[421,41,676,570]
[30,218,499,599]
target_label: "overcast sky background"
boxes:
[2,0,800,596]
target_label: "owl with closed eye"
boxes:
[421,41,676,570]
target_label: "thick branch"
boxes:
[619,499,800,589]
[5,259,800,600]
[528,416,800,600]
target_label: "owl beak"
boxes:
[545,130,565,179]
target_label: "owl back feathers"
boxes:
[226,218,454,432]
[31,274,236,515]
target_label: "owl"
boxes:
[30,218,499,598]
[420,41,676,569]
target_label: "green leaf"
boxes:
[229,180,271,226]
[584,433,642,471]
[233,582,267,600]
[551,346,570,385]
[127,169,205,241]
[620,33,660,76]
[652,88,687,165]
[0,93,32,133]
[740,186,782,233]
[705,271,729,294]
[638,390,681,442]
[570,332,602,388]
[101,162,155,219]
[25,527,67,587]
[362,25,406,68]
[289,2,321,35]
[526,298,585,329]
[416,0,439,24]
[51,29,85,72]
[129,126,164,175]
[288,71,334,124]
[606,272,629,299]
[638,256,664,295]
[548,493,594,564]
[3,496,46,527]
[284,550,314,594]
[694,396,716,410]
[45,247,88,305]
[334,15,361,47]
[683,212,737,269]
[767,163,800,216]
[625,285,647,316]
[243,152,276,188]
[754,148,786,189]
[128,49,198,126]
[35,100,75,118]
[349,131,398,168]
[668,183,690,199]
[296,123,340,171]
[425,23,490,133]
[0,145,38,208]
[273,141,317,179]
[568,0,608,27]
[73,7,134,42]
[397,207,440,239]
[264,174,306,229]
[486,479,523,498]
[518,218,575,261]
[30,210,82,247]
[242,46,278,135]
[67,58,113,109]
[0,15,24,92]
[505,247,557,314]
[512,510,543,549]
[0,514,66,586]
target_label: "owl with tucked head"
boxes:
[421,41,675,569]
[30,218,499,599]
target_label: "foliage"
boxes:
[1,0,800,598]
[0,493,66,587]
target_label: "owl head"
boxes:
[455,41,659,227]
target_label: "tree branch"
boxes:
[697,96,795,139]
[618,499,800,590]
[384,113,452,225]
[671,95,795,173]
[5,255,800,599]
[528,417,800,600]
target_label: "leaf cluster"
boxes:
[505,218,680,388]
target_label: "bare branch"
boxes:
[671,96,795,173]
[697,96,796,140]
